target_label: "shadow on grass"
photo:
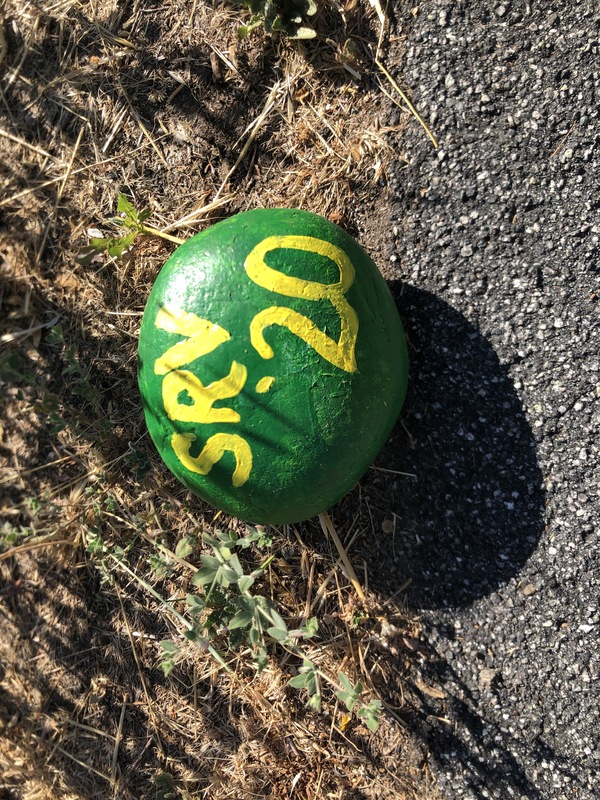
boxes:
[0,276,401,800]
[0,542,412,800]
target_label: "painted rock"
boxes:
[138,208,408,524]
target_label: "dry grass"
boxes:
[0,1,439,798]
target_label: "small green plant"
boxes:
[0,351,28,384]
[236,0,318,39]
[46,324,101,414]
[153,771,184,800]
[358,698,383,732]
[0,326,102,436]
[149,552,173,580]
[289,658,322,711]
[85,525,382,730]
[78,193,183,264]
[0,523,30,550]
[43,324,113,435]
[336,673,382,731]
[177,527,299,673]
[123,444,151,480]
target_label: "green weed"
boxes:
[336,672,382,731]
[85,525,382,730]
[78,193,183,265]
[236,0,317,39]
[0,523,30,550]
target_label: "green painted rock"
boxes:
[138,208,408,524]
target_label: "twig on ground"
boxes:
[319,512,367,604]
[214,81,282,199]
[114,581,165,757]
[140,224,184,245]
[549,121,576,159]
[159,194,234,233]
[0,22,7,68]
[0,126,57,161]
[36,124,85,265]
[110,694,127,793]
[116,75,168,166]
[0,135,170,208]
[0,315,60,344]
[371,466,417,478]
[52,745,112,783]
[375,58,438,148]
[0,539,74,562]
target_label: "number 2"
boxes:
[245,235,359,373]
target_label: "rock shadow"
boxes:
[367,282,545,609]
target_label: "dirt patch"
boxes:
[1,1,438,798]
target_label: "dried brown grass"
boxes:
[0,1,438,798]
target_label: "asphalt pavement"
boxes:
[384,2,599,797]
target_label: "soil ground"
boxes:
[0,2,439,799]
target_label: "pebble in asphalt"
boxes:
[382,2,599,798]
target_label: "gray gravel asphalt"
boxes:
[381,2,599,798]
